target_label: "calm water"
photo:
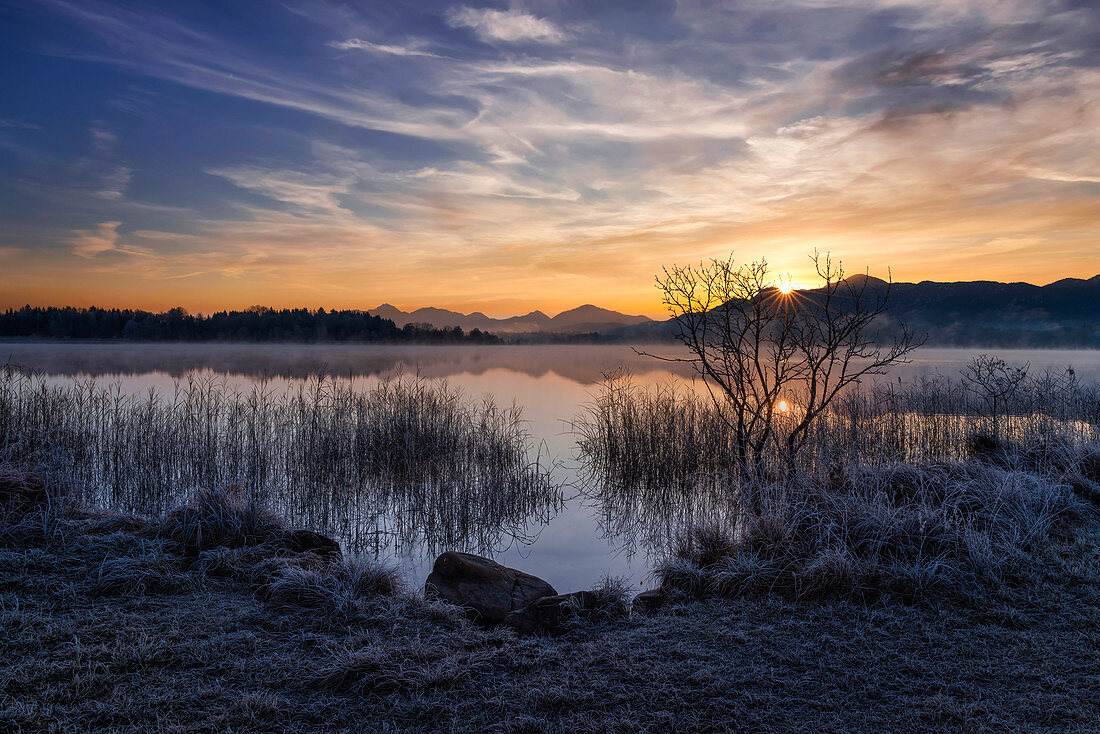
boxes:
[5,342,1100,592]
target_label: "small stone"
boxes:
[503,590,599,635]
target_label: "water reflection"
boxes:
[0,343,694,384]
[579,469,740,562]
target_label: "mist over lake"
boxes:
[6,342,1098,592]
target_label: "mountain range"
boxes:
[372,274,1099,347]
[872,275,1100,328]
[369,303,653,334]
[606,274,1100,347]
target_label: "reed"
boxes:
[576,365,1100,504]
[0,366,562,557]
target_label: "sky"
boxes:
[0,0,1097,318]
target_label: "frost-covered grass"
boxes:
[578,369,1100,606]
[659,450,1097,605]
[2,465,1099,732]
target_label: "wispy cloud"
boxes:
[328,38,442,58]
[69,221,123,258]
[446,7,566,44]
[94,166,132,199]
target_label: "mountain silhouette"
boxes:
[368,304,649,334]
[369,275,1097,345]
[603,275,1100,347]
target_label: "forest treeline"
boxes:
[0,306,501,344]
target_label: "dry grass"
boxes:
[259,557,405,627]
[157,486,284,556]
[576,368,1100,498]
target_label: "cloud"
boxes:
[446,7,565,43]
[68,221,122,258]
[94,166,132,200]
[205,166,351,213]
[328,38,442,58]
[0,119,41,130]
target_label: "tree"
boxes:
[960,354,1029,435]
[643,251,924,487]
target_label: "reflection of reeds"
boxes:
[0,366,562,557]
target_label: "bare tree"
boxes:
[960,354,1030,435]
[641,251,923,488]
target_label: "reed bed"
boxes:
[657,459,1094,603]
[576,363,1100,600]
[0,366,562,557]
[576,367,1100,497]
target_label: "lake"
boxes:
[4,342,1100,593]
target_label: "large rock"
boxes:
[424,552,556,624]
[502,590,598,635]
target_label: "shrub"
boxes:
[260,556,403,625]
[157,487,283,556]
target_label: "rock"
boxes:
[632,588,666,616]
[503,590,599,635]
[424,552,556,624]
[280,529,342,560]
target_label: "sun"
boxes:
[778,282,794,295]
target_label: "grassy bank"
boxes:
[3,466,1100,733]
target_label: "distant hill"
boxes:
[884,275,1100,330]
[368,303,651,334]
[599,275,1100,347]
